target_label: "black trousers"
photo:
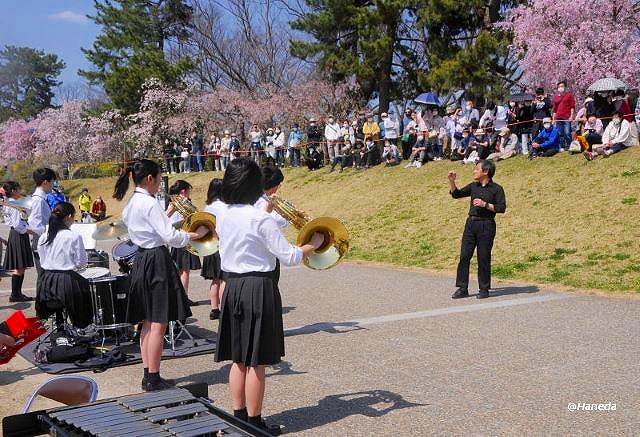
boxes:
[456,218,496,291]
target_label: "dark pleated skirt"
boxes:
[215,271,284,366]
[3,228,34,270]
[36,270,93,328]
[201,252,223,280]
[170,247,202,270]
[128,246,192,324]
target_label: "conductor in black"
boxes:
[448,160,506,299]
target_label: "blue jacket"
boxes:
[534,127,560,150]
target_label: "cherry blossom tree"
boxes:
[504,0,640,96]
[34,101,90,164]
[0,118,39,164]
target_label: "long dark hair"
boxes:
[113,159,160,200]
[206,178,223,205]
[45,202,75,245]
[169,179,192,196]
[221,158,263,205]
[1,181,20,198]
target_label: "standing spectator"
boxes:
[584,110,633,160]
[401,108,413,137]
[593,91,614,128]
[530,117,560,158]
[288,124,304,167]
[265,128,276,166]
[401,112,417,159]
[163,139,175,173]
[229,133,241,161]
[181,141,191,172]
[90,196,107,221]
[273,126,286,167]
[461,100,480,128]
[552,80,576,150]
[532,87,553,138]
[324,115,341,164]
[382,112,399,147]
[207,133,221,171]
[78,188,91,222]
[362,115,380,147]
[220,131,231,170]
[249,125,263,164]
[515,99,534,155]
[191,132,204,172]
[172,142,181,173]
[306,118,324,162]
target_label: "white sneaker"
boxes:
[416,162,422,168]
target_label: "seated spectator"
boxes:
[361,139,379,168]
[584,111,633,160]
[405,134,428,168]
[530,117,560,159]
[472,128,492,160]
[305,143,323,170]
[90,196,107,221]
[451,128,473,161]
[381,140,401,166]
[401,126,417,160]
[487,127,518,161]
[582,113,603,148]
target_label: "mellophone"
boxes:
[2,383,273,437]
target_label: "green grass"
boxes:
[66,147,640,294]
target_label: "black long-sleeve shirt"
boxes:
[451,180,506,219]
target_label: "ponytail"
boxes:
[113,159,161,200]
[45,202,75,245]
[169,179,192,196]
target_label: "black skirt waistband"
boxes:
[44,269,75,274]
[468,216,495,221]
[138,246,167,252]
[225,271,275,279]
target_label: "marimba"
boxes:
[3,384,271,437]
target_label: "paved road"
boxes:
[0,236,638,435]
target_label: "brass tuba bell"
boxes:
[265,194,349,270]
[169,195,218,256]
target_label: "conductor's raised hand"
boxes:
[448,171,457,182]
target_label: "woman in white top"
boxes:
[2,181,35,302]
[166,180,201,306]
[35,202,92,329]
[201,178,226,320]
[214,158,323,432]
[113,159,208,392]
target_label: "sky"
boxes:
[0,0,100,86]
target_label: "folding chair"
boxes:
[22,375,99,413]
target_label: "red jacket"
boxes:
[552,92,576,120]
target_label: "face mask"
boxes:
[558,86,565,93]
[465,105,472,110]
[543,123,551,129]
[328,119,334,123]
[509,102,516,107]
[432,110,438,116]
[613,118,621,125]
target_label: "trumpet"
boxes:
[0,197,33,219]
[265,194,349,270]
[170,195,218,256]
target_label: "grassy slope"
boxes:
[65,148,640,294]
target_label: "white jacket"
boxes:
[602,119,633,147]
[383,117,399,139]
[324,123,341,141]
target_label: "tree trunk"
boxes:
[377,18,398,115]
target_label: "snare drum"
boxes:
[88,275,131,329]
[79,267,110,280]
[111,240,139,274]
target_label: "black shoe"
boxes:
[9,294,34,303]
[477,290,490,299]
[187,299,199,306]
[209,308,220,320]
[144,378,175,392]
[141,376,175,390]
[252,419,282,436]
[451,288,469,299]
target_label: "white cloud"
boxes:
[48,10,89,24]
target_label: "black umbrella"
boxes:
[508,93,534,103]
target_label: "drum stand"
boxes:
[164,320,197,356]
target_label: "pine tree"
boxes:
[0,46,65,122]
[80,0,193,113]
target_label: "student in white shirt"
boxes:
[201,178,226,320]
[2,181,34,302]
[113,159,208,392]
[166,180,201,306]
[28,167,57,276]
[215,158,323,432]
[35,202,92,329]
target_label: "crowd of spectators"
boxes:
[160,82,639,173]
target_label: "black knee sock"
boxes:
[144,368,149,379]
[148,372,160,384]
[234,407,248,421]
[11,275,24,298]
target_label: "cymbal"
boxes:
[92,221,128,240]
